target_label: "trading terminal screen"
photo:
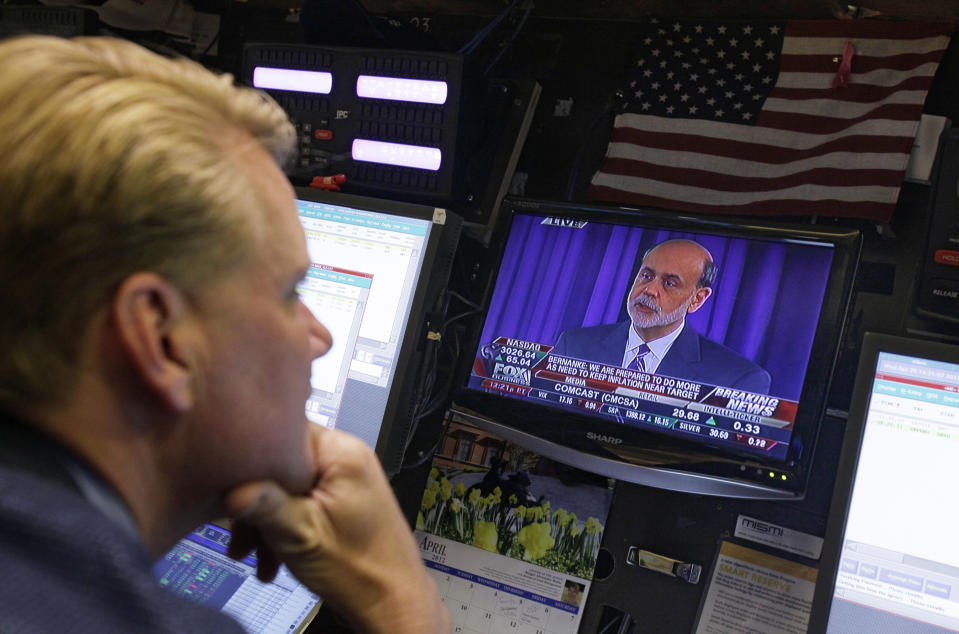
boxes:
[153,523,320,633]
[822,346,959,632]
[296,197,432,449]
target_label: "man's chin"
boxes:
[274,460,316,496]
[631,315,662,329]
[290,438,319,495]
[269,431,318,496]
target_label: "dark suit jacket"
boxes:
[551,321,772,394]
[0,416,245,633]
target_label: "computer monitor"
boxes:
[453,198,860,499]
[809,333,959,633]
[294,188,461,475]
[153,523,320,633]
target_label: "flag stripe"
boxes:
[779,52,949,74]
[781,35,951,57]
[610,126,913,165]
[597,158,902,192]
[610,113,917,148]
[758,105,924,133]
[783,19,952,40]
[763,94,927,116]
[774,63,941,89]
[758,97,922,122]
[770,78,936,103]
[606,129,912,165]
[603,143,908,176]
[588,186,897,221]
[591,171,898,204]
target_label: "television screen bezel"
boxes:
[293,187,462,475]
[808,332,959,632]
[452,197,861,499]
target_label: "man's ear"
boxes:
[111,272,196,413]
[686,287,713,314]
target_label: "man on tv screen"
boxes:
[551,239,771,394]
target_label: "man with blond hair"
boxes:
[0,35,449,633]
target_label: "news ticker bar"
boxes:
[535,368,789,428]
[473,337,799,457]
[478,377,784,454]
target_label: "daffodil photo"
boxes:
[418,431,613,579]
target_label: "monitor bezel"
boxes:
[452,197,861,499]
[294,187,462,475]
[808,332,959,632]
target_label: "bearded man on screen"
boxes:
[552,239,771,394]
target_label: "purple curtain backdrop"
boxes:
[478,214,835,401]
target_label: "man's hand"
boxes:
[224,426,451,634]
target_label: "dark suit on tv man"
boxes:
[552,239,771,394]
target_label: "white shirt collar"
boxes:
[624,320,685,371]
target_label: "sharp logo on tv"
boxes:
[540,217,588,228]
[586,431,623,445]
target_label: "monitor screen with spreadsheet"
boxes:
[810,333,959,633]
[294,188,461,475]
[153,523,320,633]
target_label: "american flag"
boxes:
[589,19,953,221]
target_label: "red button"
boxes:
[314,129,333,141]
[935,249,959,266]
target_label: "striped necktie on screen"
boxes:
[626,344,650,372]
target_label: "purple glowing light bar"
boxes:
[252,67,332,95]
[355,75,448,104]
[351,139,442,171]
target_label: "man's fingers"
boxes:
[224,478,322,561]
[255,546,281,583]
[226,521,260,560]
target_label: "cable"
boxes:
[484,0,534,75]
[402,411,453,470]
[201,0,232,58]
[458,0,520,55]
[402,291,453,453]
[416,309,479,416]
[400,299,483,470]
[449,289,483,311]
[284,150,350,181]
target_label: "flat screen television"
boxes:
[809,333,959,632]
[452,198,861,499]
[294,188,461,475]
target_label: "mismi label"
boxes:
[734,514,824,559]
[740,517,784,536]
